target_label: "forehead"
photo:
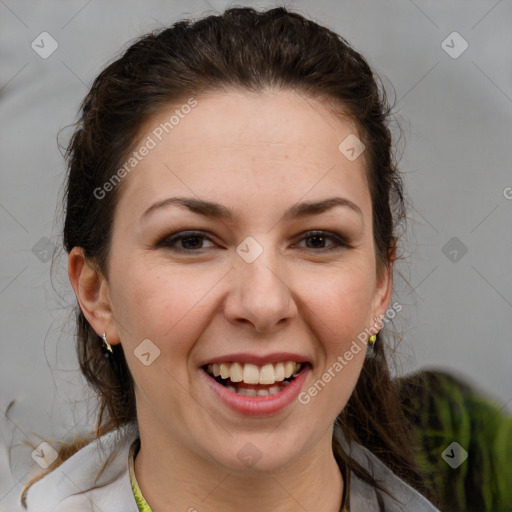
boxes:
[115,89,370,222]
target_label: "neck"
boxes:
[133,417,343,512]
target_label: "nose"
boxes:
[223,242,298,334]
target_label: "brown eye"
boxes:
[294,231,349,251]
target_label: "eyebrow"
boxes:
[140,196,363,223]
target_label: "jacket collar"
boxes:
[25,421,438,512]
[25,421,140,511]
[333,425,439,511]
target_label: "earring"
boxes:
[368,316,381,349]
[101,332,113,355]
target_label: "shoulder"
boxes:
[23,421,140,512]
[333,424,440,512]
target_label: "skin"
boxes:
[68,89,394,512]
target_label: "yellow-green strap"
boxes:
[129,439,153,512]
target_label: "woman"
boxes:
[21,7,440,511]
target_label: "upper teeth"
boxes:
[206,361,302,385]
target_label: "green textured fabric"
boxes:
[398,370,512,512]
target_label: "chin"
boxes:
[203,434,307,474]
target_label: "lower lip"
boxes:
[200,365,311,417]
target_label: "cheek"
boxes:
[112,264,216,412]
[300,337,366,422]
[299,263,375,341]
[111,259,221,358]
[298,262,373,409]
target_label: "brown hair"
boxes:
[21,6,432,509]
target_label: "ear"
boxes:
[68,247,120,345]
[370,245,396,325]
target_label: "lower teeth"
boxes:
[226,382,290,396]
[206,367,300,396]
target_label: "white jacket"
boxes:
[23,421,439,511]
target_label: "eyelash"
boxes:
[157,230,350,253]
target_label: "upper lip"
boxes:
[200,352,311,367]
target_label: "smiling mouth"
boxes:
[202,362,309,397]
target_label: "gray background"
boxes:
[1,1,511,510]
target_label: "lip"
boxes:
[199,363,311,417]
[199,352,311,367]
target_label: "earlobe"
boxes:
[68,247,119,344]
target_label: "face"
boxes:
[74,89,392,473]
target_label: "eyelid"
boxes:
[156,230,217,250]
[157,229,350,253]
[292,230,350,249]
